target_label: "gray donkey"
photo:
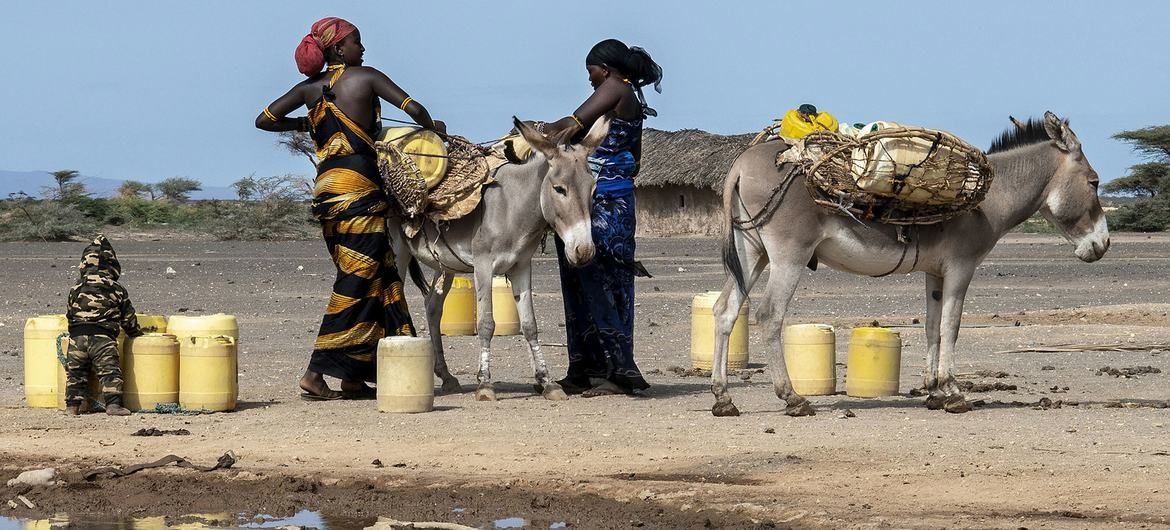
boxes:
[391,117,609,402]
[712,112,1109,417]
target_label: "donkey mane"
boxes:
[988,118,1055,154]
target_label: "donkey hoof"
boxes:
[439,377,462,395]
[711,401,741,417]
[785,400,816,417]
[925,393,946,410]
[944,394,971,414]
[542,384,569,401]
[475,384,497,402]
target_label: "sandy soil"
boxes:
[1,233,1168,529]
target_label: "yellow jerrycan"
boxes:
[491,276,521,336]
[377,126,448,190]
[441,276,477,336]
[116,313,168,356]
[846,327,902,397]
[136,314,168,333]
[179,336,238,412]
[377,336,435,413]
[690,292,749,370]
[122,333,180,411]
[783,324,837,396]
[167,313,239,342]
[23,315,67,408]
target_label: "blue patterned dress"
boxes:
[555,116,649,392]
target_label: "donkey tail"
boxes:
[407,257,429,296]
[721,169,748,297]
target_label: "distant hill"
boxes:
[0,170,236,200]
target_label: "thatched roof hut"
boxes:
[638,128,756,193]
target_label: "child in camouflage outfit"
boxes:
[64,235,143,416]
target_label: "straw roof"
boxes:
[638,128,756,193]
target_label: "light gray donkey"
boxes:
[712,112,1110,417]
[391,117,609,402]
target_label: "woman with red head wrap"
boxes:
[256,17,447,401]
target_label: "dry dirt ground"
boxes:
[1,233,1168,529]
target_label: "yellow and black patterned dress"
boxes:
[307,65,415,383]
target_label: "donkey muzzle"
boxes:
[560,220,595,267]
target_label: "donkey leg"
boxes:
[712,280,746,417]
[427,273,461,394]
[473,268,498,402]
[937,269,976,413]
[711,256,767,417]
[923,274,946,410]
[725,253,809,414]
[761,261,815,417]
[510,264,566,401]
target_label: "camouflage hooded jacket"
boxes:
[66,235,143,337]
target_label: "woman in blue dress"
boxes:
[543,39,662,397]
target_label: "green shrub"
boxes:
[104,197,177,226]
[208,175,316,240]
[0,197,97,241]
[1107,198,1170,232]
[1012,216,1058,234]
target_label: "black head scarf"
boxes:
[586,39,663,117]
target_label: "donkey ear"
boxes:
[513,117,559,160]
[579,116,611,152]
[1009,115,1026,131]
[1043,111,1078,153]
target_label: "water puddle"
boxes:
[493,517,526,528]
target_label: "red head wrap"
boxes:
[294,17,358,76]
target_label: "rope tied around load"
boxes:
[788,126,995,225]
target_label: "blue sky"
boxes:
[4,1,1168,187]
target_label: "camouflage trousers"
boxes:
[65,334,123,407]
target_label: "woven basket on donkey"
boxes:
[376,140,428,217]
[426,136,492,222]
[796,127,994,225]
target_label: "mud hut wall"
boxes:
[635,185,722,236]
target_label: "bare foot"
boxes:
[299,371,341,401]
[340,380,376,400]
[106,404,132,416]
[582,380,629,398]
[64,405,80,417]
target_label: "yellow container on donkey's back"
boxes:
[441,276,477,336]
[690,292,749,370]
[122,333,180,411]
[377,336,435,413]
[377,126,448,190]
[491,276,520,336]
[23,315,68,408]
[179,336,238,411]
[783,324,837,396]
[846,327,902,397]
[167,313,239,342]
